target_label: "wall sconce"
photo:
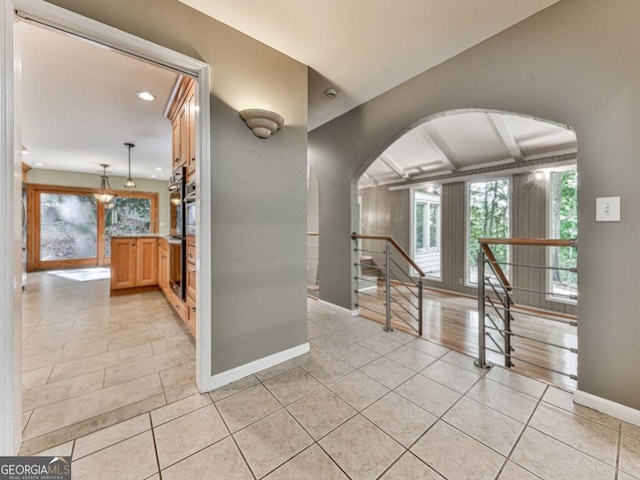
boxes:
[240,109,284,139]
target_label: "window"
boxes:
[548,168,578,302]
[40,193,97,261]
[29,185,158,270]
[412,190,441,278]
[467,178,510,285]
[104,197,153,258]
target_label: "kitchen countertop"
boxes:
[111,234,182,243]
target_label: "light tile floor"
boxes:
[26,294,640,479]
[21,270,196,454]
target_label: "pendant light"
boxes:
[124,142,136,189]
[92,164,117,203]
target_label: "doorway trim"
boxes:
[1,0,212,454]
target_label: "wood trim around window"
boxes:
[27,183,159,271]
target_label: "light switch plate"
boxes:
[595,196,621,222]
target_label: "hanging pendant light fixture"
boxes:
[92,164,118,203]
[124,142,136,189]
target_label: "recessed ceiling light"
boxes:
[136,91,156,101]
[150,174,157,178]
[155,167,163,171]
[33,162,43,167]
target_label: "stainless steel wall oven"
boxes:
[168,167,186,299]
[169,167,185,239]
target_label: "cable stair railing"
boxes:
[352,233,425,336]
[475,237,578,383]
[307,232,319,298]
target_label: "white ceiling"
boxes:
[360,111,577,188]
[179,0,560,130]
[17,22,177,181]
[18,2,565,181]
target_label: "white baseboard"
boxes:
[202,342,310,391]
[574,389,640,427]
[317,299,360,316]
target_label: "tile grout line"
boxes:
[614,423,622,480]
[210,399,258,480]
[148,412,164,480]
[493,383,549,480]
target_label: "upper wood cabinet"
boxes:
[186,86,196,181]
[166,76,196,180]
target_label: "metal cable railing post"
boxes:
[384,242,393,332]
[475,250,488,368]
[503,293,512,367]
[418,278,423,337]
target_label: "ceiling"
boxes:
[17,22,177,181]
[359,111,577,188]
[179,0,560,130]
[18,2,565,180]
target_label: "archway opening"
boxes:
[354,109,578,387]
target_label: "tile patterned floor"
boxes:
[24,289,640,479]
[21,270,196,454]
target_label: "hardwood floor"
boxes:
[357,283,578,390]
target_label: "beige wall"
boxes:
[311,0,640,408]
[42,0,309,377]
[27,169,170,234]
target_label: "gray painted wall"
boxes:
[310,0,639,408]
[360,174,576,315]
[46,0,309,376]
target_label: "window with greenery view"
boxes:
[467,178,510,284]
[104,197,153,258]
[413,191,441,278]
[40,193,97,261]
[34,185,158,269]
[549,168,578,301]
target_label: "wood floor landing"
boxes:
[356,285,577,390]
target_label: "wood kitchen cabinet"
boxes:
[158,238,169,293]
[110,238,137,289]
[185,234,196,334]
[186,85,196,182]
[110,237,157,291]
[167,77,196,179]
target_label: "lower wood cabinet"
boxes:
[185,235,196,335]
[185,295,196,336]
[111,237,157,290]
[158,240,169,292]
[111,236,195,337]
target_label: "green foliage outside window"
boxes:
[468,179,510,283]
[415,202,425,250]
[550,170,578,297]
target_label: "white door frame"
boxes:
[0,0,212,454]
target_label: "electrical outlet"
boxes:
[595,196,621,222]
[459,278,463,284]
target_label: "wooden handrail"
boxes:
[477,238,576,293]
[352,233,426,277]
[478,238,576,247]
[307,232,319,236]
[480,244,512,291]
